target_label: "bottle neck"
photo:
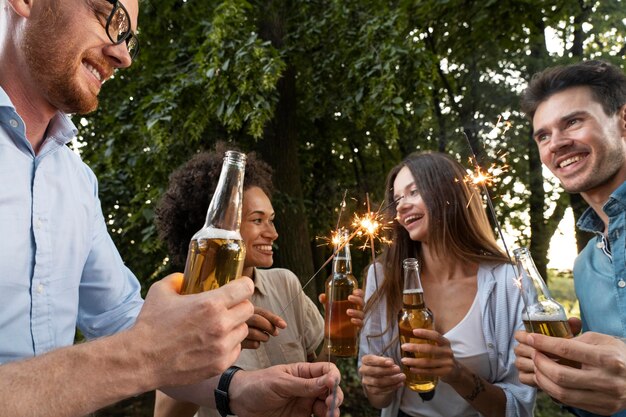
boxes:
[203,158,245,232]
[515,249,553,305]
[332,242,352,275]
[403,266,424,292]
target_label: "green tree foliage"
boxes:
[79,0,626,291]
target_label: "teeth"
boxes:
[404,215,420,224]
[559,155,583,168]
[256,245,273,251]
[85,63,102,81]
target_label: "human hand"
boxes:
[525,331,626,415]
[242,306,287,349]
[348,289,364,327]
[230,362,343,417]
[133,274,254,387]
[514,330,537,387]
[359,354,405,397]
[514,317,583,387]
[318,289,364,327]
[400,329,461,383]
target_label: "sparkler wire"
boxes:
[461,132,534,332]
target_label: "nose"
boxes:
[396,196,409,212]
[547,129,573,153]
[263,222,279,240]
[104,42,133,69]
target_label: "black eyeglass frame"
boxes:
[104,0,139,60]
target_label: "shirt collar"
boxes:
[0,86,78,147]
[252,268,269,296]
[577,180,626,233]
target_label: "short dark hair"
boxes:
[521,60,626,119]
[155,143,273,270]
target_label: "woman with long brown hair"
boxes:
[358,152,535,417]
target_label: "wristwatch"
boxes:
[215,366,242,417]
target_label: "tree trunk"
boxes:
[257,4,317,299]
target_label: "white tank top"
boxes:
[399,292,491,417]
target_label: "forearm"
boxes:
[446,364,506,417]
[0,330,154,417]
[159,376,220,408]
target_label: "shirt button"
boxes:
[619,280,626,288]
[487,343,494,349]
[9,119,18,128]
[37,284,44,294]
[596,241,605,249]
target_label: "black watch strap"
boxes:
[215,366,242,417]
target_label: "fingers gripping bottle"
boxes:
[397,258,437,393]
[324,228,360,357]
[181,151,247,295]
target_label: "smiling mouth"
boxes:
[255,245,273,252]
[559,154,586,169]
[403,214,423,226]
[83,61,104,83]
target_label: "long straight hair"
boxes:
[364,152,510,331]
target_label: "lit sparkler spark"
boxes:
[351,210,391,250]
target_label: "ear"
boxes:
[7,0,34,18]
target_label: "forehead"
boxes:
[532,86,601,128]
[243,187,272,212]
[393,166,415,191]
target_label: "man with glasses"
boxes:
[0,1,342,416]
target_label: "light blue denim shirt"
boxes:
[0,87,143,364]
[574,180,626,338]
[571,181,626,417]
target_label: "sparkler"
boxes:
[462,124,535,332]
[462,132,513,261]
[280,196,399,316]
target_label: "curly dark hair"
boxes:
[521,60,626,120]
[156,144,274,270]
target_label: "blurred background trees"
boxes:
[79,0,626,294]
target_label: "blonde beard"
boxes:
[22,2,100,114]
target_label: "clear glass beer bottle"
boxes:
[181,151,247,295]
[514,247,579,367]
[397,257,437,392]
[323,228,360,357]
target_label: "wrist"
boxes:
[214,366,243,417]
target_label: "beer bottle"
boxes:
[323,228,360,357]
[514,247,579,367]
[397,258,437,393]
[181,151,247,295]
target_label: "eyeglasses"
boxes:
[104,0,139,61]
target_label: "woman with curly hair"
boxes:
[154,145,362,417]
[358,152,535,417]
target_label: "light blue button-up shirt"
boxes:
[574,181,626,337]
[571,181,626,417]
[0,87,143,364]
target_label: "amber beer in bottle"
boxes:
[397,258,437,392]
[324,228,360,357]
[181,151,247,295]
[514,247,579,367]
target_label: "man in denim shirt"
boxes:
[514,60,626,417]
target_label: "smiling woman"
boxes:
[153,144,328,417]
